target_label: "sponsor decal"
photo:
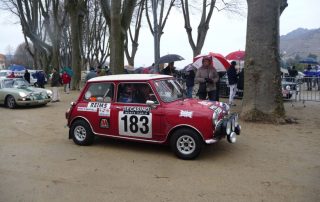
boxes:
[100,118,110,128]
[99,107,111,116]
[198,101,212,106]
[87,102,110,109]
[123,106,150,115]
[179,110,193,118]
[77,106,97,112]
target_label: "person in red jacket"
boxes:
[61,71,71,94]
[7,71,15,78]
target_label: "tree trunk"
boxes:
[70,10,81,90]
[110,0,124,74]
[242,0,285,122]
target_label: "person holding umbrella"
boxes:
[195,56,219,101]
[161,62,178,77]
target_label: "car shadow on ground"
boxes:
[94,136,173,157]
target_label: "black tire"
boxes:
[6,95,16,109]
[170,128,203,160]
[70,119,94,146]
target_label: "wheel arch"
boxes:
[166,124,205,144]
[69,116,94,139]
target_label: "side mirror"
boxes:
[146,100,157,109]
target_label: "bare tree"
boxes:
[241,0,288,122]
[83,0,110,68]
[145,0,176,64]
[100,0,137,74]
[13,43,34,67]
[124,0,146,66]
[181,0,241,57]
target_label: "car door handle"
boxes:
[116,106,122,110]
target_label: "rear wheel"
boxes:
[6,95,16,109]
[70,119,94,146]
[170,128,203,160]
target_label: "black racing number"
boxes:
[129,115,139,133]
[139,116,149,134]
[121,115,149,134]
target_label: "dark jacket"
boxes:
[161,66,177,77]
[186,70,195,87]
[51,72,61,87]
[227,65,238,85]
[24,71,30,83]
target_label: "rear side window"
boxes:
[83,82,114,103]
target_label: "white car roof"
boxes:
[88,74,172,82]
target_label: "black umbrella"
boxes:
[157,54,184,64]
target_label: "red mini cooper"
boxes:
[66,74,241,160]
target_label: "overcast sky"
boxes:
[0,0,319,68]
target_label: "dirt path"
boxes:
[0,89,319,202]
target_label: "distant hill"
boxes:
[280,28,320,59]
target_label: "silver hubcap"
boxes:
[176,135,196,155]
[7,97,15,108]
[74,125,87,141]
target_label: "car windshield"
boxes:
[3,79,29,88]
[154,79,183,102]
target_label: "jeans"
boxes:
[229,84,237,104]
[198,90,216,101]
[186,86,193,98]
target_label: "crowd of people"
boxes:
[11,58,245,105]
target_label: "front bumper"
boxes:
[16,98,51,106]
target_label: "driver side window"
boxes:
[83,82,114,103]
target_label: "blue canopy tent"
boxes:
[299,58,319,65]
[8,64,31,71]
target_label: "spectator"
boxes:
[7,71,15,78]
[36,71,46,88]
[51,68,61,102]
[304,65,313,91]
[227,61,239,106]
[237,69,244,97]
[85,67,97,82]
[216,72,226,101]
[61,71,71,94]
[24,69,30,83]
[288,66,298,78]
[161,62,177,77]
[185,68,195,98]
[195,56,219,101]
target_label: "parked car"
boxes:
[0,78,52,109]
[66,74,241,160]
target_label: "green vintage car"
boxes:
[0,78,52,109]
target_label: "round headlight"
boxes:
[46,90,53,95]
[226,120,232,135]
[285,85,291,91]
[19,92,27,97]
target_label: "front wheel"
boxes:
[170,128,203,160]
[6,95,16,109]
[70,119,94,146]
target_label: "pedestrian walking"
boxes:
[195,56,219,101]
[61,71,71,94]
[51,68,61,102]
[227,61,239,106]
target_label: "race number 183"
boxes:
[118,112,152,138]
